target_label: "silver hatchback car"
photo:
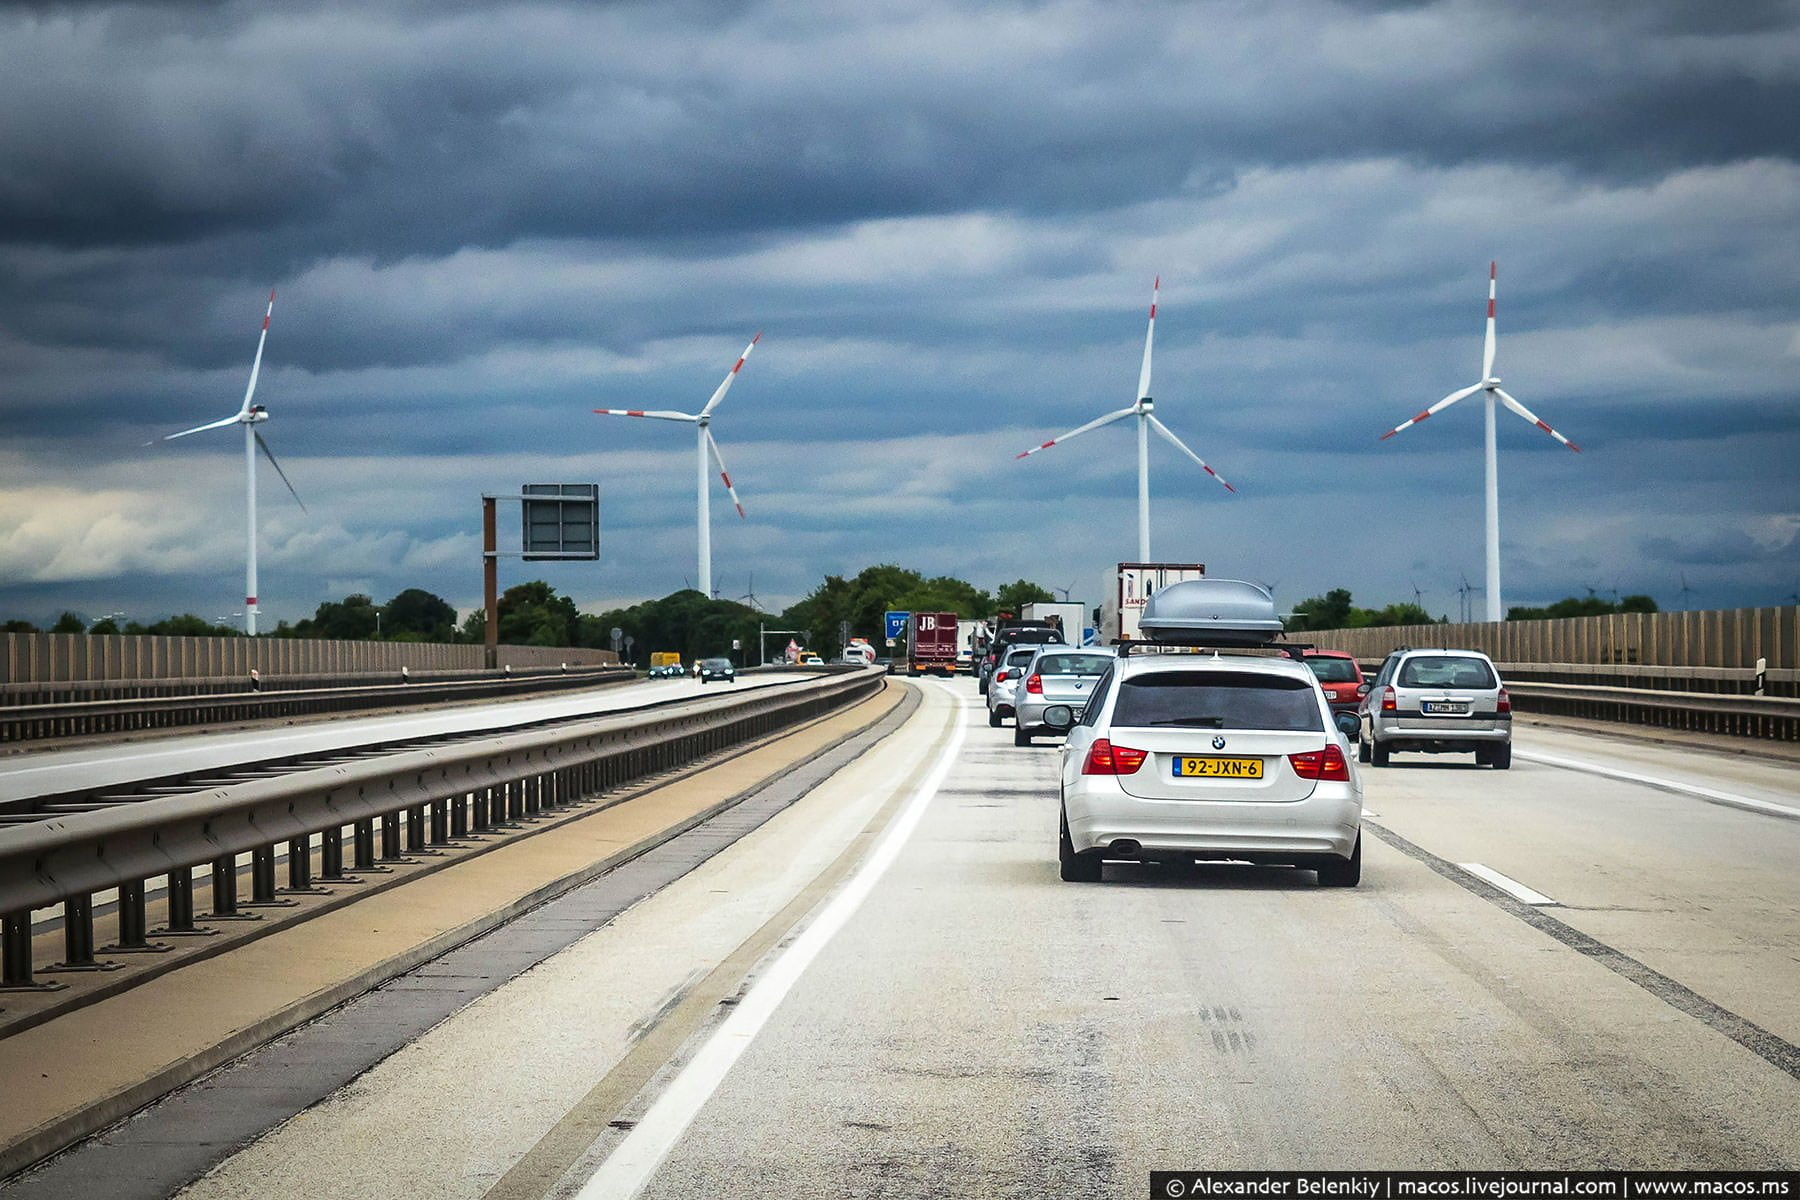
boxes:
[985,646,1041,727]
[1011,647,1116,746]
[1358,648,1511,768]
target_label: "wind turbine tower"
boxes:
[1016,278,1235,560]
[1378,263,1581,622]
[154,290,305,636]
[594,333,761,599]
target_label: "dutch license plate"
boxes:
[1172,756,1264,779]
[1422,701,1471,715]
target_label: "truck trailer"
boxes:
[906,611,960,676]
[1019,601,1086,645]
[1098,562,1206,644]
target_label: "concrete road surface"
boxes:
[42,677,1799,1196]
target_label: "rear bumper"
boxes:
[1064,779,1361,861]
[1367,713,1509,749]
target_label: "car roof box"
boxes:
[1137,579,1285,646]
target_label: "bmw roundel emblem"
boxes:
[1212,735,1227,750]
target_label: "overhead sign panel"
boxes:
[521,484,600,561]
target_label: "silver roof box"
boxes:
[1137,579,1285,646]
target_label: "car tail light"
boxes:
[1380,685,1396,712]
[1288,743,1351,781]
[995,670,1009,683]
[1025,674,1043,694]
[1497,687,1511,714]
[1082,738,1147,775]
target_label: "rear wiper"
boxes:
[1147,716,1226,727]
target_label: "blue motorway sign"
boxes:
[884,610,910,640]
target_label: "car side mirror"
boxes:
[1334,711,1360,740]
[1356,683,1370,697]
[1042,704,1075,732]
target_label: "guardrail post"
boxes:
[406,805,427,851]
[2,910,63,991]
[451,793,470,838]
[153,866,216,937]
[104,879,171,954]
[244,845,292,907]
[47,894,121,973]
[429,799,449,844]
[353,819,381,872]
[381,812,402,859]
[209,855,254,921]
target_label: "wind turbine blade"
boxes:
[700,332,762,418]
[1014,406,1138,460]
[1494,387,1581,452]
[254,431,308,511]
[1137,276,1158,402]
[1147,414,1235,493]
[159,413,242,442]
[1379,383,1482,441]
[592,409,698,421]
[704,429,745,518]
[239,289,275,416]
[1482,262,1497,381]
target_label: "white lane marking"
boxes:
[573,686,968,1199]
[1516,750,1799,820]
[1457,861,1558,906]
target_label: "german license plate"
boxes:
[1422,701,1471,715]
[1172,756,1264,779]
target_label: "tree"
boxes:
[1508,594,1660,621]
[1286,589,1355,632]
[51,612,86,633]
[1,619,37,633]
[382,588,458,641]
[291,593,380,640]
[585,589,764,666]
[88,617,121,635]
[993,580,1054,615]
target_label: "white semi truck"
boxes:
[1098,562,1206,644]
[1018,602,1086,645]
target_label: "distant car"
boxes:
[798,652,824,666]
[955,648,974,673]
[977,624,1066,695]
[648,663,686,679]
[1010,647,1116,746]
[1358,648,1510,768]
[697,656,736,683]
[1301,650,1368,718]
[984,646,1042,727]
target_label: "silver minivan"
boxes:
[1357,648,1511,768]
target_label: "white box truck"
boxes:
[1099,562,1205,644]
[1019,602,1086,645]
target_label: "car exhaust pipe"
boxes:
[1107,839,1142,858]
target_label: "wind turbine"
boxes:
[1457,571,1476,623]
[1015,278,1234,561]
[1677,572,1694,611]
[595,333,760,599]
[153,289,305,636]
[1379,263,1580,622]
[739,572,763,611]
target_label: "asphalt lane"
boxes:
[627,680,1798,1193]
[0,672,810,804]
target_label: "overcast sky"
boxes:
[3,0,1797,628]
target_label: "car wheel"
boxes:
[987,708,1001,728]
[1357,736,1372,764]
[1014,725,1032,747]
[1059,811,1102,882]
[1490,742,1512,770]
[1370,739,1390,767]
[1317,834,1361,888]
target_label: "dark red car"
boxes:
[1302,649,1368,714]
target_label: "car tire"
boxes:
[1357,736,1372,764]
[1059,811,1102,883]
[1317,834,1361,888]
[1490,742,1512,770]
[1014,725,1032,747]
[987,709,1001,728]
[1370,739,1390,767]
[977,678,988,696]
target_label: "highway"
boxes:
[0,672,811,807]
[2,677,1797,1197]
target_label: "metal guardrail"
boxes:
[0,669,881,993]
[1505,681,1800,741]
[0,665,638,744]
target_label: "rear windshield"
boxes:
[1003,628,1065,645]
[1306,657,1361,683]
[1034,653,1113,676]
[1005,648,1038,666]
[1112,671,1324,732]
[1398,656,1496,689]
[702,658,732,668]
